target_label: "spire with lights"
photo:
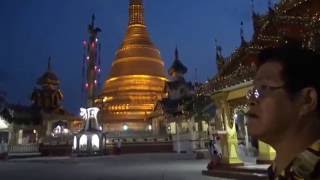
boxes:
[82,14,102,107]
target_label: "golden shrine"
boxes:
[200,0,320,165]
[96,0,168,132]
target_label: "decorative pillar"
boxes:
[212,92,242,165]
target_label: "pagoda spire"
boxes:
[215,39,225,73]
[175,46,179,60]
[240,21,247,47]
[251,0,256,16]
[91,14,95,27]
[129,0,145,26]
[47,56,52,72]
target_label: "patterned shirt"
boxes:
[268,140,320,180]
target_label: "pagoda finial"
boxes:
[129,0,145,26]
[91,14,95,27]
[47,56,52,72]
[251,0,256,16]
[215,39,224,73]
[215,39,222,58]
[240,21,247,47]
[240,21,244,41]
[175,45,179,60]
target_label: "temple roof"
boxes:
[168,48,187,76]
[37,57,60,86]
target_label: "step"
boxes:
[203,169,268,180]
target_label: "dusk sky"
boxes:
[0,0,276,114]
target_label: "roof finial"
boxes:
[215,39,222,58]
[251,0,256,16]
[175,45,179,60]
[47,56,52,71]
[215,38,224,73]
[240,21,246,45]
[129,0,145,25]
[91,14,95,27]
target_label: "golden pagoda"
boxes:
[97,0,167,132]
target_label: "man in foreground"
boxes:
[246,43,320,179]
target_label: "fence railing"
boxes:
[8,144,39,153]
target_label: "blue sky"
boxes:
[0,0,276,113]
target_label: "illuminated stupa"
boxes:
[97,0,167,132]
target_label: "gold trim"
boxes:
[106,75,168,83]
[112,57,164,66]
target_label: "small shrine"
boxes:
[72,107,105,155]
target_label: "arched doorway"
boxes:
[0,116,9,144]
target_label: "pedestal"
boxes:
[257,141,276,164]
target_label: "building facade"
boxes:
[199,0,320,164]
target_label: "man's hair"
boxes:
[257,42,320,111]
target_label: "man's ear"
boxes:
[298,87,318,117]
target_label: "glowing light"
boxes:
[98,68,101,73]
[0,116,9,129]
[72,136,77,150]
[33,129,37,134]
[233,114,238,120]
[92,134,100,150]
[53,125,62,134]
[79,135,87,150]
[85,83,89,88]
[63,129,69,134]
[82,40,87,46]
[148,124,152,131]
[123,124,128,131]
[80,107,100,120]
[106,75,168,83]
[86,56,90,60]
[95,38,98,42]
[94,80,97,84]
[94,66,98,70]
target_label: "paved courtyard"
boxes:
[0,153,229,180]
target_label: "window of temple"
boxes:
[79,135,87,150]
[92,134,99,150]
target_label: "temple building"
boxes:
[31,57,81,137]
[199,0,320,168]
[96,0,168,133]
[1,58,81,147]
[148,48,212,153]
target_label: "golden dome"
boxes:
[98,0,167,129]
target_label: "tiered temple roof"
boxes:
[198,0,320,96]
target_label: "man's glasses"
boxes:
[246,85,284,101]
